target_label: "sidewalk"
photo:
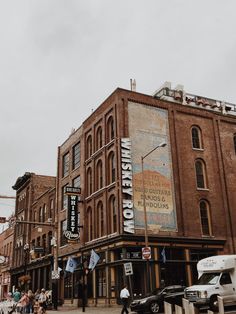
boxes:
[48,305,133,313]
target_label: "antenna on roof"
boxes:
[130,79,136,92]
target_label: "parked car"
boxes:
[130,285,185,313]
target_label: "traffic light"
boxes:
[0,217,6,223]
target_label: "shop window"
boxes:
[96,268,106,297]
[87,168,92,196]
[96,126,103,150]
[86,135,92,159]
[72,142,80,170]
[195,159,207,189]
[96,160,103,190]
[62,152,69,177]
[234,134,236,154]
[62,185,68,210]
[200,200,211,236]
[191,126,203,149]
[107,116,114,142]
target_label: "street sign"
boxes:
[51,271,60,279]
[142,247,151,260]
[65,186,81,195]
[124,262,133,276]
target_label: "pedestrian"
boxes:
[120,284,130,314]
[13,288,21,303]
[38,289,47,314]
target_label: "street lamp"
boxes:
[141,141,167,293]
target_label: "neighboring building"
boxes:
[11,172,56,291]
[0,223,14,299]
[56,83,236,306]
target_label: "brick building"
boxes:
[11,172,56,291]
[0,225,14,299]
[56,83,236,306]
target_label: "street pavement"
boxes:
[48,306,134,314]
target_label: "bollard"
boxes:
[164,301,173,314]
[189,302,199,314]
[217,296,224,314]
[175,304,183,314]
[182,298,190,314]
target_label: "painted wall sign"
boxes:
[64,190,79,240]
[128,102,177,232]
[121,138,134,234]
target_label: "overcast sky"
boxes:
[1,0,236,220]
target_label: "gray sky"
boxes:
[1,0,236,219]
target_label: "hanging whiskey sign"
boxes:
[64,187,80,240]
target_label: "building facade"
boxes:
[11,172,56,292]
[56,84,236,306]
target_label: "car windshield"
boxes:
[197,273,220,285]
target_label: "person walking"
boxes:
[120,284,130,314]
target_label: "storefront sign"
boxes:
[121,138,134,234]
[64,189,79,240]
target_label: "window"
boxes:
[87,207,93,241]
[39,207,43,222]
[60,220,68,246]
[73,176,81,188]
[97,268,106,297]
[109,195,117,234]
[62,152,69,177]
[195,159,207,189]
[96,160,103,190]
[108,152,115,183]
[97,202,105,238]
[62,185,68,210]
[192,126,203,149]
[87,168,92,196]
[234,134,236,154]
[107,116,114,142]
[86,135,92,159]
[96,126,103,150]
[72,142,80,170]
[200,200,211,236]
[220,273,232,285]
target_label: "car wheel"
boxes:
[209,295,218,312]
[150,301,161,313]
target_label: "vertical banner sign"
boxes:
[64,187,81,240]
[121,138,134,234]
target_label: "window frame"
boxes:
[62,152,70,177]
[199,200,212,236]
[195,159,207,189]
[72,142,81,170]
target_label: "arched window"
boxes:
[191,126,203,149]
[234,134,236,154]
[199,200,211,236]
[96,126,103,151]
[97,202,105,238]
[108,152,115,184]
[195,159,207,189]
[87,207,93,241]
[107,116,114,142]
[39,207,43,222]
[109,195,117,234]
[87,168,92,196]
[96,160,103,190]
[86,135,92,159]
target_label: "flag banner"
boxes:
[65,257,78,273]
[88,249,100,271]
[161,247,166,263]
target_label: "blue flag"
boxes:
[65,257,78,273]
[161,247,166,263]
[88,249,100,271]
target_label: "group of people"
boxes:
[10,288,49,314]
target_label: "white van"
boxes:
[184,255,236,311]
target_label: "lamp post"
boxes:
[141,142,167,293]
